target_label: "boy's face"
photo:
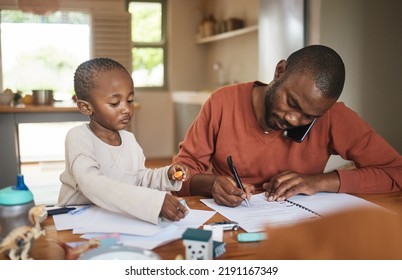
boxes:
[88,69,135,131]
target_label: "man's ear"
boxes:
[76,99,92,116]
[274,59,287,80]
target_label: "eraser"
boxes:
[237,232,267,242]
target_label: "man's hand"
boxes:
[263,171,340,201]
[211,176,255,207]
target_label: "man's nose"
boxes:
[284,112,303,127]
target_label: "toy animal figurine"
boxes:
[27,236,101,260]
[0,205,47,260]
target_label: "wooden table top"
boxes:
[40,191,402,260]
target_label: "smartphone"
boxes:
[283,118,317,143]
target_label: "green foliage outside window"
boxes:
[129,1,165,88]
[130,2,161,42]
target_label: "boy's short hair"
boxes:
[74,57,130,100]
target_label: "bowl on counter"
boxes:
[0,92,14,105]
[32,90,54,105]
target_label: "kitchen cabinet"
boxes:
[0,104,88,188]
[171,91,211,152]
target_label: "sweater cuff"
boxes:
[175,178,192,196]
[337,169,360,193]
[149,191,167,224]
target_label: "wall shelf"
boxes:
[196,25,258,44]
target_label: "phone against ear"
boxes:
[283,118,317,143]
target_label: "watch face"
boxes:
[79,245,160,260]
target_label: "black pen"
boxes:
[47,207,76,216]
[227,155,250,206]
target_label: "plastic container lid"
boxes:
[0,186,34,206]
[79,245,160,260]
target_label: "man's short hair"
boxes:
[285,45,345,99]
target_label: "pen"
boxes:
[47,207,76,216]
[227,155,250,206]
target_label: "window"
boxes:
[0,10,90,205]
[0,10,90,100]
[128,0,166,88]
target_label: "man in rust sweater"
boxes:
[173,45,402,206]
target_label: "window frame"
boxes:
[127,0,167,90]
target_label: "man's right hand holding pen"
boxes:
[184,155,254,207]
[211,176,254,207]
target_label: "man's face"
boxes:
[264,73,337,130]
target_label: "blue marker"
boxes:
[179,198,187,207]
[69,205,91,215]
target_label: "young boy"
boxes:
[57,57,189,224]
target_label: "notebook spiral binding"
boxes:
[285,199,322,217]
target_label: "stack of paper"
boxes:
[52,205,216,250]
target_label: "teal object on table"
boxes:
[0,174,35,238]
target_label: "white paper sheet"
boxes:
[287,192,385,216]
[54,201,216,247]
[53,205,96,231]
[201,193,317,232]
[201,192,383,233]
[72,206,174,236]
[77,209,216,250]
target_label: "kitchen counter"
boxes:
[0,102,79,113]
[0,101,140,188]
[0,101,140,113]
[0,102,86,188]
[171,91,211,105]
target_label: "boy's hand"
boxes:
[168,163,190,181]
[160,194,188,221]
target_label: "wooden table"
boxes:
[41,191,402,260]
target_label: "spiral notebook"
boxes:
[201,192,384,232]
[284,198,321,217]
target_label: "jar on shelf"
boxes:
[224,18,245,32]
[202,14,216,37]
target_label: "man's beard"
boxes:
[264,81,280,130]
